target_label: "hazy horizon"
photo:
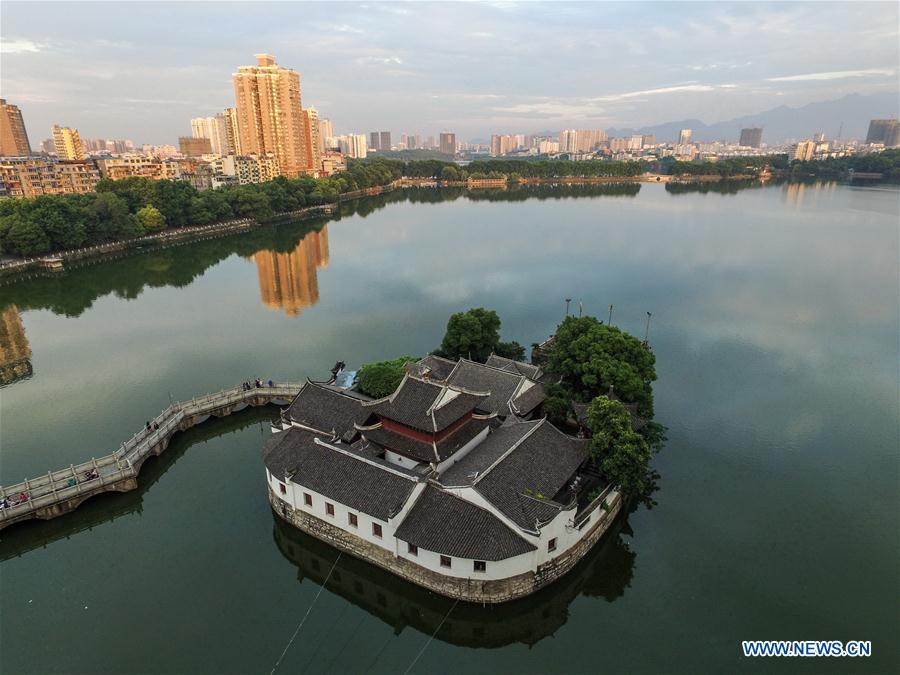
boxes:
[2,1,898,144]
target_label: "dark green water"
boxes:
[0,182,897,674]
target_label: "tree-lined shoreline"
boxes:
[2,152,897,259]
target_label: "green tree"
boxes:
[546,315,657,416]
[438,307,502,362]
[5,215,50,256]
[587,397,654,499]
[494,340,526,361]
[135,205,167,232]
[357,356,418,398]
[84,192,131,242]
[543,382,573,427]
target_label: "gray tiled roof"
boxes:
[262,427,418,519]
[438,419,541,487]
[511,380,546,416]
[363,375,488,432]
[447,359,545,416]
[485,354,543,379]
[395,486,536,561]
[363,416,492,463]
[405,355,457,381]
[288,382,371,436]
[474,420,589,533]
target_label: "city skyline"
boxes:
[2,2,898,143]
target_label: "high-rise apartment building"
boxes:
[1,99,32,156]
[369,132,380,151]
[739,127,763,148]
[52,125,85,160]
[302,108,321,176]
[558,129,607,154]
[379,131,391,152]
[678,129,693,145]
[865,119,900,146]
[223,107,242,154]
[439,132,456,156]
[232,54,309,177]
[490,134,518,156]
[641,134,657,147]
[191,115,228,155]
[793,140,816,161]
[337,134,367,159]
[319,119,334,152]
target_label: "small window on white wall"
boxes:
[279,482,286,495]
[548,538,558,552]
[440,555,451,568]
[473,560,486,573]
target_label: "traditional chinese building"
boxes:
[262,355,623,603]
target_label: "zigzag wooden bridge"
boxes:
[0,382,303,531]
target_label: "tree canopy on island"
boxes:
[587,397,656,499]
[437,308,502,362]
[356,355,418,398]
[546,315,657,417]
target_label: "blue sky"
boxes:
[2,1,898,143]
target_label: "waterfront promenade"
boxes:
[0,382,302,530]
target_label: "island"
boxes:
[262,310,662,603]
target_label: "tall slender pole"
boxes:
[565,298,572,317]
[578,299,583,317]
[608,304,613,326]
[644,312,652,343]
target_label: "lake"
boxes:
[0,181,897,674]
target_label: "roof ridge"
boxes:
[473,418,544,486]
[313,437,420,482]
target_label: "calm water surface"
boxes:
[0,182,897,674]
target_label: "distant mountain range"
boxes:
[607,93,899,144]
[478,92,899,146]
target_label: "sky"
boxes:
[2,1,899,144]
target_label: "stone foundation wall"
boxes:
[268,486,623,604]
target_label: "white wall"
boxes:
[266,469,618,582]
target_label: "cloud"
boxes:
[1,39,41,54]
[592,83,737,102]
[327,24,364,34]
[767,69,895,82]
[356,55,404,66]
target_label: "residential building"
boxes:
[337,134,367,159]
[739,128,763,148]
[793,140,816,161]
[320,151,345,176]
[95,156,182,181]
[302,108,321,177]
[537,140,559,154]
[678,129,693,145]
[0,157,99,197]
[379,131,391,152]
[54,160,101,193]
[179,136,213,157]
[490,134,518,156]
[52,125,85,160]
[0,99,32,156]
[627,134,643,151]
[319,119,334,151]
[865,119,900,147]
[641,134,657,147]
[439,132,456,156]
[232,53,310,177]
[223,107,242,155]
[264,354,623,603]
[369,132,380,151]
[191,115,228,155]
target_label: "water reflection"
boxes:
[251,226,330,317]
[272,514,636,649]
[0,407,274,562]
[0,304,32,386]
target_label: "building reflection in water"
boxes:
[272,514,635,649]
[0,304,33,386]
[251,226,330,317]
